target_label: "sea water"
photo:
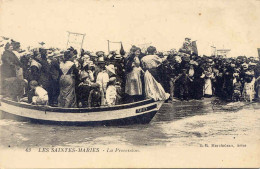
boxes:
[0,98,259,149]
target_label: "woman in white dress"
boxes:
[203,65,214,97]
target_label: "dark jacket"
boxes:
[1,50,21,79]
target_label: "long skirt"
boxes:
[125,68,142,96]
[242,81,255,102]
[58,75,77,108]
[3,77,27,101]
[204,78,212,96]
[192,78,204,99]
[144,71,169,101]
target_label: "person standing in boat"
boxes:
[93,51,107,79]
[28,50,42,82]
[88,83,101,107]
[49,53,62,106]
[78,63,95,107]
[1,42,22,95]
[106,77,118,106]
[37,48,52,102]
[58,50,79,108]
[125,47,144,102]
[95,63,112,106]
[141,46,164,84]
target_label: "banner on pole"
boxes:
[108,41,122,53]
[191,41,198,55]
[66,32,85,57]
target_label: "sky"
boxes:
[0,0,260,57]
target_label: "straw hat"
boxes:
[114,54,122,60]
[30,59,42,69]
[242,63,248,69]
[97,56,105,64]
[105,64,116,74]
[249,62,257,67]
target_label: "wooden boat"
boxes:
[0,98,164,126]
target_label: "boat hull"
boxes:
[0,98,164,126]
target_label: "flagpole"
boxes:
[107,40,110,53]
[66,32,70,48]
[80,34,86,52]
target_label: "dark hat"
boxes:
[130,46,141,53]
[67,46,77,55]
[92,83,100,89]
[182,54,190,62]
[29,80,38,87]
[96,51,105,57]
[64,50,72,60]
[130,45,137,53]
[147,46,157,54]
[4,42,11,50]
[109,51,118,55]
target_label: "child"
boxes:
[88,83,101,107]
[96,65,110,106]
[28,80,48,105]
[106,77,118,106]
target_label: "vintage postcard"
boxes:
[0,0,259,168]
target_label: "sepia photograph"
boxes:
[0,0,259,168]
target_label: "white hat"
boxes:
[175,55,182,63]
[190,60,198,66]
[242,63,248,69]
[30,59,42,69]
[105,64,115,74]
[249,62,257,66]
[97,56,105,62]
[47,51,55,58]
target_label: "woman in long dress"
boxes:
[125,48,144,102]
[58,51,79,108]
[1,43,22,95]
[203,65,214,97]
[242,71,255,102]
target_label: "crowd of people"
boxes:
[0,37,260,108]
